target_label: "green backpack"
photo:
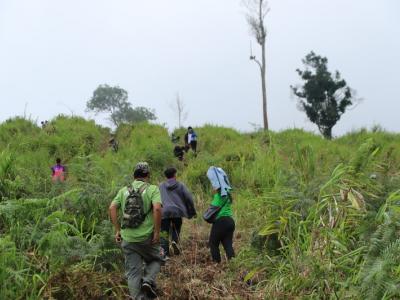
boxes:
[122,183,149,229]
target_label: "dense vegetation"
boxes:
[1,116,399,299]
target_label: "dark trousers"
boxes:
[209,217,235,263]
[161,218,182,256]
[190,140,197,152]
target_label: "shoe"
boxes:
[171,241,180,255]
[141,282,157,299]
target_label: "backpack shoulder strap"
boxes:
[138,183,149,194]
[139,183,153,216]
[128,182,149,194]
[127,186,133,194]
[218,192,232,209]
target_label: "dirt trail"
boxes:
[43,223,263,300]
[157,222,263,300]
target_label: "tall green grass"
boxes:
[0,116,399,299]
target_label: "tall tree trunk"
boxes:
[261,42,268,131]
[321,126,332,140]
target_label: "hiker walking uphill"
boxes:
[51,158,67,182]
[109,136,119,153]
[204,166,235,263]
[173,145,185,161]
[184,126,198,153]
[159,167,196,258]
[109,162,163,300]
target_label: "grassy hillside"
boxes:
[1,116,400,299]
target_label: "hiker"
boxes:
[51,158,66,182]
[159,167,196,258]
[109,162,163,299]
[173,145,185,161]
[184,126,198,153]
[109,137,119,153]
[171,133,180,144]
[206,166,235,263]
[43,121,56,135]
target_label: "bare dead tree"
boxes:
[169,93,188,128]
[244,0,270,131]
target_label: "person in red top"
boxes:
[51,158,66,182]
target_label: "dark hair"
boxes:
[187,126,192,130]
[164,167,177,179]
[133,169,149,179]
[56,158,61,164]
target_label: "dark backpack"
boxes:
[122,183,149,229]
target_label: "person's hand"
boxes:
[152,232,160,244]
[115,230,122,243]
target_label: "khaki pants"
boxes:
[121,238,162,299]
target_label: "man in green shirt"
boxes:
[109,162,162,299]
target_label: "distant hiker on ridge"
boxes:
[184,126,198,153]
[51,158,67,182]
[171,133,180,144]
[109,136,119,153]
[173,145,186,161]
[159,167,196,258]
[204,166,235,263]
[109,162,163,299]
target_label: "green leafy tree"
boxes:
[112,106,156,124]
[86,84,156,126]
[291,52,354,139]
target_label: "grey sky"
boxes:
[0,0,399,135]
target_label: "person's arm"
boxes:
[109,189,123,243]
[109,202,121,243]
[181,184,197,218]
[149,186,162,244]
[152,203,162,244]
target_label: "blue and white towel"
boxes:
[206,166,232,196]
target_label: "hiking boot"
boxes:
[141,282,157,299]
[171,241,180,255]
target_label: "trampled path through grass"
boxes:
[158,221,263,300]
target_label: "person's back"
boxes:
[51,158,66,182]
[159,179,196,219]
[206,166,235,263]
[159,167,196,257]
[173,145,185,161]
[109,138,118,152]
[115,180,159,242]
[109,162,163,299]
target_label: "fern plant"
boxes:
[359,215,400,300]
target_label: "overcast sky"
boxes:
[0,0,399,135]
